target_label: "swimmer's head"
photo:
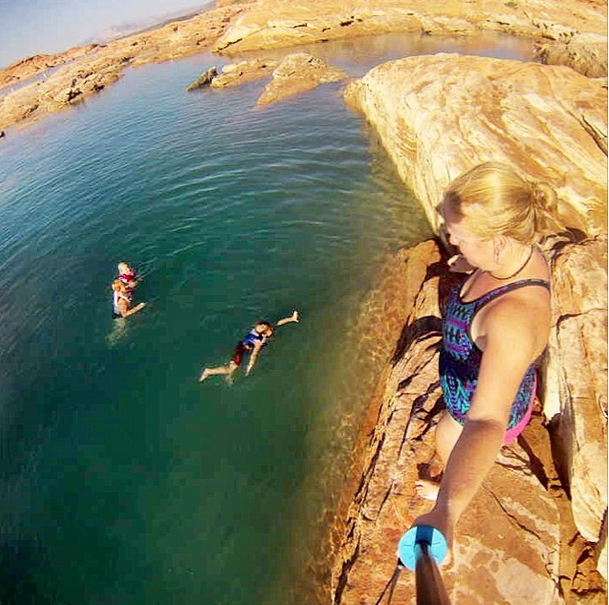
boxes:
[118,262,132,275]
[440,162,561,244]
[254,321,274,337]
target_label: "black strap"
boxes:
[373,560,404,605]
[473,278,551,314]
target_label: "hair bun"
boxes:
[530,180,560,234]
[532,181,558,212]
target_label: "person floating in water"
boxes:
[111,279,146,318]
[117,261,139,292]
[199,311,300,382]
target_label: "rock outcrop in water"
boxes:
[186,66,219,90]
[256,52,348,106]
[210,57,279,88]
[202,52,348,106]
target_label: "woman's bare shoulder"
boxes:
[480,286,551,354]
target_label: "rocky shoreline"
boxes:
[2,1,607,603]
[0,1,253,136]
[0,0,607,136]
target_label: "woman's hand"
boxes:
[447,254,474,274]
[411,505,454,552]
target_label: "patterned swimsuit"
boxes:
[439,278,550,430]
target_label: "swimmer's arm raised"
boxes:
[275,310,299,326]
[119,299,147,317]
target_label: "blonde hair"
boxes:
[441,162,562,243]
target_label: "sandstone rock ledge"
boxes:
[344,54,608,238]
[331,235,607,605]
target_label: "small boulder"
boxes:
[257,52,347,106]
[186,66,218,90]
[210,58,279,88]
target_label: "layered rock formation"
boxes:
[545,234,609,574]
[1,0,607,135]
[214,0,607,77]
[344,54,608,236]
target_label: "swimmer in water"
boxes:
[199,310,299,382]
[111,279,146,319]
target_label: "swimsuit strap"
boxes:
[471,278,550,315]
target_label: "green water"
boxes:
[0,33,534,604]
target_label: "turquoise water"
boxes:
[0,34,534,604]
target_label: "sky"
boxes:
[0,0,215,69]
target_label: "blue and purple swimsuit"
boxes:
[439,278,550,432]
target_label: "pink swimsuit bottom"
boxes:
[502,374,536,445]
